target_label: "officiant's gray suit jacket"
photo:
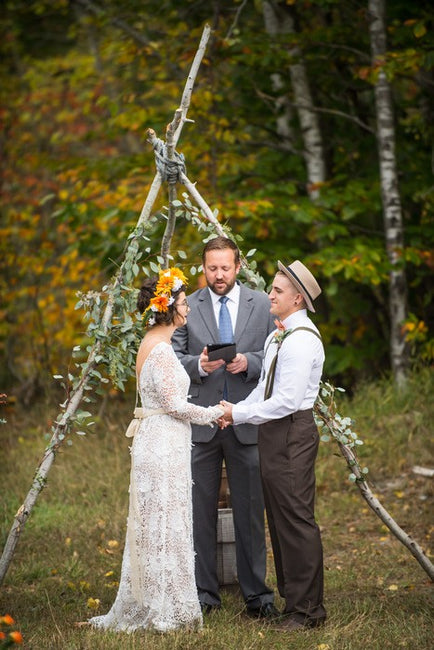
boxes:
[172,282,275,443]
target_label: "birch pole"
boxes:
[315,383,434,580]
[0,24,212,587]
[368,0,408,388]
[338,443,434,580]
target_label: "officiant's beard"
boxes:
[207,278,237,295]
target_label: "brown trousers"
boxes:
[258,410,326,624]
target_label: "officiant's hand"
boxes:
[200,346,225,374]
[226,353,248,374]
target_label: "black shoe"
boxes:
[200,602,220,615]
[246,603,281,620]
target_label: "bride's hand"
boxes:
[219,400,234,424]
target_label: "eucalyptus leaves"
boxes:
[314,381,369,483]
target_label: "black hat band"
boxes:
[285,266,314,304]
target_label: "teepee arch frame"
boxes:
[1,25,432,586]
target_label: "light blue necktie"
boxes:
[219,296,233,343]
[218,296,233,400]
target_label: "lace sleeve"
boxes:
[151,346,223,425]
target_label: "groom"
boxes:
[172,236,278,618]
[219,259,327,631]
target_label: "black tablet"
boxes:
[207,343,237,362]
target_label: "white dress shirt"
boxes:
[209,283,240,331]
[198,283,240,376]
[232,309,324,425]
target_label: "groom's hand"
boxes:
[219,400,234,424]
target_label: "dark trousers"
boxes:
[258,410,326,624]
[192,426,273,608]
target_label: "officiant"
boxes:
[172,236,278,619]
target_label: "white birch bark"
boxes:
[368,0,408,387]
[263,0,326,198]
[262,3,295,147]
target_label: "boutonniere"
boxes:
[273,319,292,345]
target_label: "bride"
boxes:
[89,268,224,633]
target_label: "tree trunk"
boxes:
[368,0,408,387]
[262,3,295,148]
[263,0,326,199]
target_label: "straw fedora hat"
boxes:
[277,260,321,312]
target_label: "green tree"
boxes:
[1,0,432,395]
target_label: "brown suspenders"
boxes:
[264,327,322,400]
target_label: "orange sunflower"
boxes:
[149,294,170,313]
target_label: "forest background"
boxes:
[1,0,433,402]
[1,2,433,647]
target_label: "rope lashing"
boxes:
[152,137,186,184]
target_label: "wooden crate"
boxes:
[217,507,237,585]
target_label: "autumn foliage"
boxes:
[1,1,433,398]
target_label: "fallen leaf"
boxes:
[87,597,101,609]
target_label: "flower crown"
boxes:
[143,267,188,327]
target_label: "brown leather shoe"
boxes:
[274,615,326,632]
[273,616,305,632]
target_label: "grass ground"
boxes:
[1,369,433,649]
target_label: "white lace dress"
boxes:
[89,342,223,633]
